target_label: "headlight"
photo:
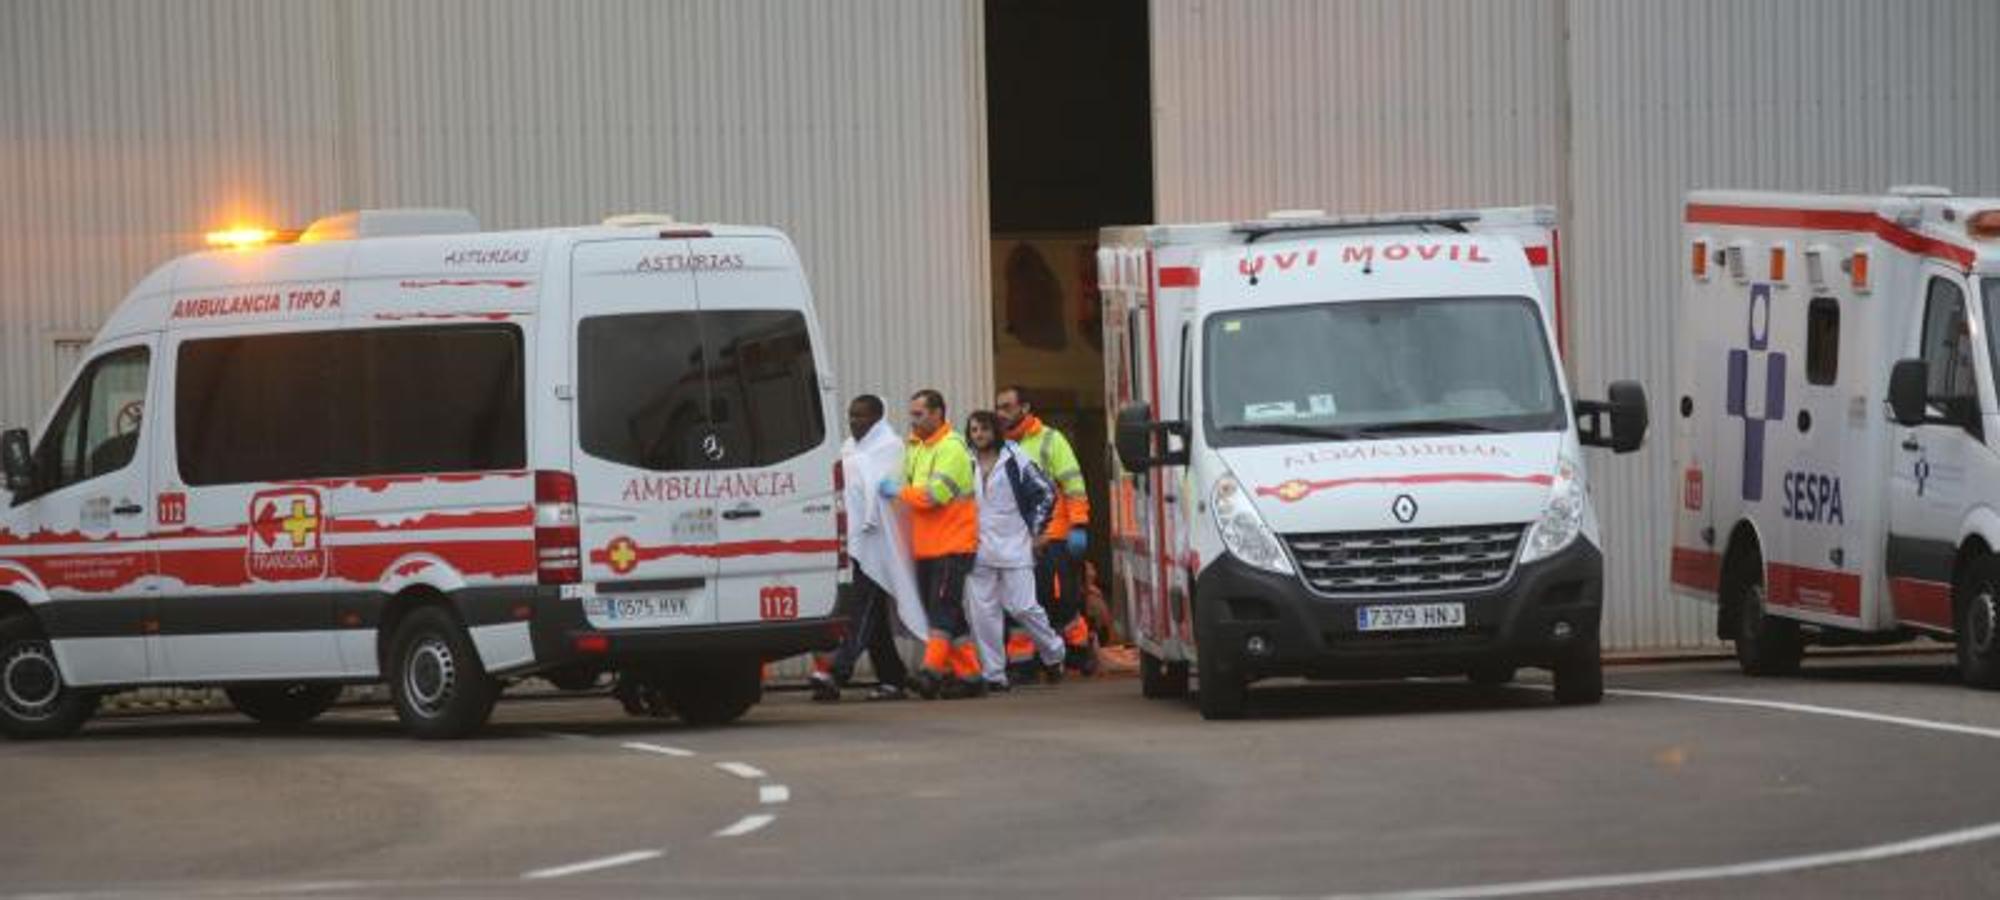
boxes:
[1520,456,1585,564]
[1213,474,1294,574]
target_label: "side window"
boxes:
[1805,298,1839,386]
[579,311,711,471]
[29,346,149,498]
[177,326,524,485]
[1177,322,1192,419]
[703,310,826,468]
[1920,276,1980,432]
[1126,309,1144,401]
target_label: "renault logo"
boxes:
[1391,494,1418,524]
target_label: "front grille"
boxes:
[1285,524,1527,596]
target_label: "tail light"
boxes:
[535,470,581,585]
[832,460,851,578]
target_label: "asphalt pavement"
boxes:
[5,652,1999,899]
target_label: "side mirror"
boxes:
[1888,358,1928,427]
[1115,403,1157,473]
[1,429,31,493]
[1576,381,1650,454]
[1114,403,1191,473]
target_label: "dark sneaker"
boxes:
[908,670,943,700]
[984,680,1011,694]
[1041,662,1066,685]
[866,683,910,702]
[940,678,986,700]
[809,674,841,703]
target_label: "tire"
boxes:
[0,616,97,739]
[543,666,603,692]
[388,607,498,739]
[1140,650,1190,699]
[1467,664,1517,686]
[1194,630,1247,720]
[664,658,762,727]
[1727,557,1803,677]
[226,683,341,726]
[1955,556,2000,689]
[1550,634,1604,705]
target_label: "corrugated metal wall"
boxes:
[0,0,990,433]
[1151,0,2000,649]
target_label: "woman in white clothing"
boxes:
[963,411,1067,692]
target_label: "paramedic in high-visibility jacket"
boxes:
[996,386,1098,675]
[879,389,985,700]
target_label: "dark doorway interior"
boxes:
[985,0,1151,641]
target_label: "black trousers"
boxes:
[1036,543,1086,644]
[828,570,909,688]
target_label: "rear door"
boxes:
[694,237,839,626]
[570,240,718,627]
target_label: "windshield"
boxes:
[1204,295,1565,446]
[1985,278,2000,392]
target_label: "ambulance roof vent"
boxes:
[299,208,479,243]
[1265,208,1329,220]
[1889,184,1953,198]
[603,213,678,227]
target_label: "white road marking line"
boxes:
[716,761,767,780]
[623,740,697,757]
[759,784,791,805]
[541,731,593,742]
[715,814,777,838]
[520,849,664,881]
[1220,685,2000,900]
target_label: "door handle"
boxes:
[1901,438,1922,452]
[112,502,144,517]
[721,508,763,521]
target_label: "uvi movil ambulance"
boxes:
[1099,207,1650,719]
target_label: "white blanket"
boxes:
[844,421,928,639]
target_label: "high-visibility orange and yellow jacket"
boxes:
[1006,415,1090,540]
[900,423,977,559]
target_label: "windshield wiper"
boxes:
[1356,419,1506,436]
[1221,423,1359,441]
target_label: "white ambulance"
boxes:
[0,208,848,739]
[1099,207,1648,719]
[1671,187,2000,685]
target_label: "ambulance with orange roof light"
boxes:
[0,208,847,738]
[1100,206,1649,719]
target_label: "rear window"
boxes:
[579,310,825,470]
[176,325,525,486]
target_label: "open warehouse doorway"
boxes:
[985,0,1152,642]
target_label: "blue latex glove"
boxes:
[877,478,901,500]
[1066,529,1089,556]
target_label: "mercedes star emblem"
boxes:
[702,434,726,462]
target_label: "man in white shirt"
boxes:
[963,410,1066,693]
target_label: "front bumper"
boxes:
[1194,538,1603,680]
[512,588,847,670]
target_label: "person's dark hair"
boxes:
[965,410,1004,448]
[851,394,885,419]
[997,384,1032,409]
[912,389,946,415]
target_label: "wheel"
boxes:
[1955,556,2000,689]
[1726,557,1803,676]
[1140,650,1191,699]
[388,607,498,739]
[226,683,341,726]
[1468,664,1517,686]
[1194,631,1247,720]
[543,666,603,692]
[664,658,762,727]
[1550,634,1603,705]
[0,616,97,739]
